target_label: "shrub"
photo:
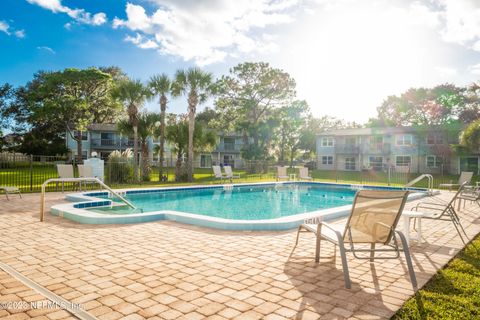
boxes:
[107,149,134,184]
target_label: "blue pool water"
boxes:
[92,184,357,220]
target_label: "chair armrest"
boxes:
[414,202,446,212]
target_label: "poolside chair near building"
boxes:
[212,165,226,181]
[404,183,469,244]
[292,190,417,289]
[439,171,473,191]
[78,165,94,190]
[56,164,78,192]
[223,166,240,182]
[299,167,312,181]
[277,166,289,181]
[0,186,22,200]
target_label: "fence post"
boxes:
[388,166,391,186]
[29,155,33,191]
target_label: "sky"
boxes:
[1,0,480,123]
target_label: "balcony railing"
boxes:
[335,144,360,154]
[90,139,140,149]
[215,143,242,152]
[365,143,391,155]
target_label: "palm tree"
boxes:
[113,79,150,181]
[148,74,171,181]
[118,113,160,181]
[172,68,213,182]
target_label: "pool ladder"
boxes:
[404,174,434,195]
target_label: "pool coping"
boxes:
[50,181,431,231]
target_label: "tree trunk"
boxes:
[76,130,83,164]
[159,95,166,181]
[175,151,183,181]
[133,125,139,182]
[187,92,197,182]
[141,141,149,181]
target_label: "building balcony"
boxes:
[215,143,242,153]
[90,139,140,149]
[335,144,360,154]
[364,143,391,155]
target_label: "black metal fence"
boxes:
[0,152,473,193]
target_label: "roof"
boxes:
[86,123,118,131]
[317,125,463,137]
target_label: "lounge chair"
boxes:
[0,186,22,200]
[223,166,240,182]
[439,171,473,191]
[277,166,289,181]
[404,182,469,244]
[292,190,417,289]
[457,185,480,208]
[78,164,94,190]
[56,164,77,192]
[299,167,312,181]
[212,165,225,182]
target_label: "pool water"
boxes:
[92,184,357,220]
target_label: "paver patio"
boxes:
[1,190,479,319]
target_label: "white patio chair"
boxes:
[405,182,469,244]
[292,190,417,289]
[299,167,312,181]
[277,166,289,181]
[439,171,473,191]
[78,164,95,190]
[56,164,78,192]
[223,166,240,182]
[0,186,22,200]
[212,165,225,182]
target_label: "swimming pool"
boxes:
[51,182,429,230]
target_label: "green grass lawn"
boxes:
[393,235,480,319]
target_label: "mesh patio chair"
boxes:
[405,182,469,244]
[277,166,289,181]
[78,164,95,190]
[439,171,473,191]
[212,165,225,182]
[56,164,78,192]
[299,167,312,181]
[292,190,417,289]
[223,166,240,182]
[0,186,22,200]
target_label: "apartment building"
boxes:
[66,124,248,168]
[316,126,477,174]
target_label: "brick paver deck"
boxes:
[1,190,479,319]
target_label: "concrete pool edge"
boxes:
[50,182,432,230]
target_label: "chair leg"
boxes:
[5,192,9,201]
[315,232,321,263]
[370,243,375,262]
[395,231,418,290]
[293,226,302,250]
[337,238,351,289]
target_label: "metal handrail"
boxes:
[404,174,434,195]
[40,177,136,222]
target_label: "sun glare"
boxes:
[283,4,439,122]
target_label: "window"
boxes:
[396,134,412,146]
[321,137,334,147]
[74,131,88,141]
[322,156,333,165]
[369,156,383,171]
[426,155,443,168]
[200,154,212,168]
[426,134,443,145]
[345,157,356,170]
[396,156,411,167]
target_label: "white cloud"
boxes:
[0,21,10,35]
[0,20,26,38]
[113,1,299,65]
[26,0,107,26]
[14,30,26,38]
[468,63,480,75]
[37,46,56,54]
